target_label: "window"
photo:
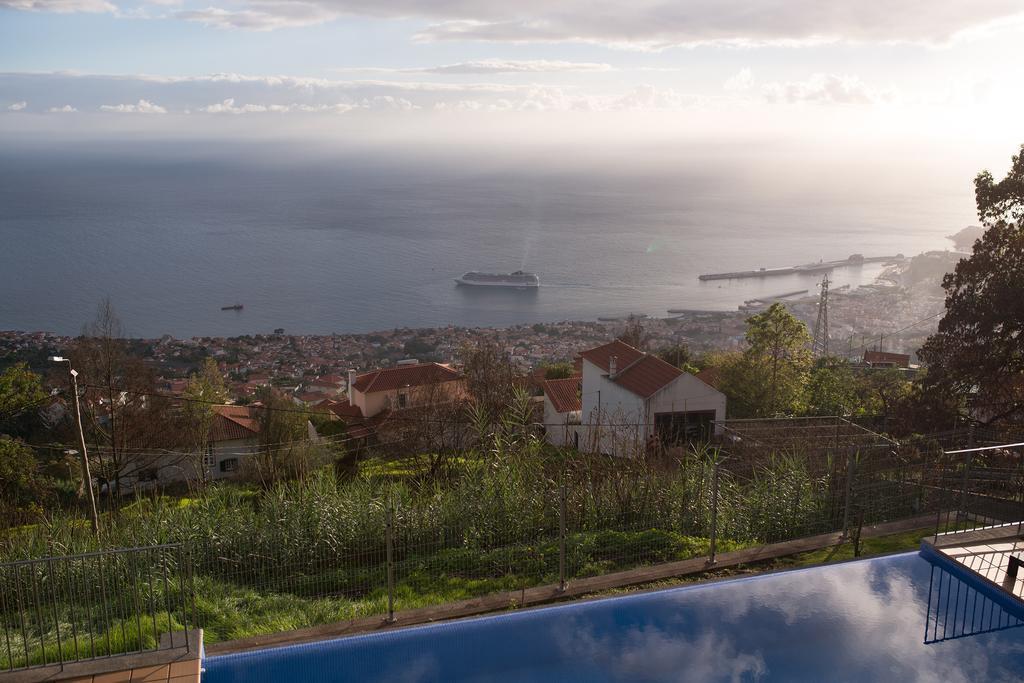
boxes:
[203,445,215,471]
[398,392,408,409]
[219,457,239,473]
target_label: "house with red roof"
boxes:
[202,405,261,479]
[576,340,726,455]
[346,362,464,418]
[542,376,582,448]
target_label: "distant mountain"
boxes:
[947,225,985,251]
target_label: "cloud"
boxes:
[7,101,28,111]
[198,97,359,113]
[723,68,754,92]
[761,73,894,104]
[0,0,114,12]
[99,98,168,113]
[47,104,77,112]
[174,2,337,30]
[405,59,612,75]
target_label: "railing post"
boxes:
[558,476,567,592]
[708,460,719,566]
[958,451,972,524]
[385,497,396,624]
[841,448,855,540]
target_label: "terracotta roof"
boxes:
[863,351,911,367]
[543,377,582,414]
[695,367,722,390]
[352,363,461,394]
[580,340,683,399]
[611,355,683,398]
[578,339,645,374]
[209,405,259,442]
[326,398,364,419]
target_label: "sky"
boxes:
[1,1,1023,158]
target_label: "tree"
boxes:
[657,344,698,374]
[0,363,47,438]
[250,388,318,484]
[460,340,516,419]
[919,145,1024,425]
[805,358,858,417]
[716,304,812,417]
[617,315,650,350]
[541,362,575,380]
[182,358,229,485]
[72,298,175,497]
[0,437,52,528]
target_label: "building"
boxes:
[202,405,261,479]
[863,350,912,369]
[346,362,464,418]
[542,376,582,448]
[577,340,726,455]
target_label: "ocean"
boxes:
[0,140,972,338]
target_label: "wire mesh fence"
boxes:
[0,544,195,672]
[5,438,1024,671]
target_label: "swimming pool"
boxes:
[204,551,1024,682]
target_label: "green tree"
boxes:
[0,436,52,527]
[919,145,1024,425]
[657,344,698,374]
[806,358,858,416]
[718,304,811,417]
[0,362,47,438]
[182,358,229,484]
[541,362,576,380]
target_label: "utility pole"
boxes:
[812,274,830,358]
[50,356,100,536]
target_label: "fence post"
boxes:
[958,451,972,524]
[558,476,567,592]
[708,460,719,566]
[841,448,855,540]
[385,497,396,624]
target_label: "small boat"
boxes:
[221,304,244,311]
[455,271,540,289]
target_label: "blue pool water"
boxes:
[204,552,1024,682]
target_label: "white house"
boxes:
[542,376,582,448]
[202,405,261,480]
[577,340,726,456]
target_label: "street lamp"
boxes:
[49,356,100,535]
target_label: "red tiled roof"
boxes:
[209,405,259,442]
[612,355,683,398]
[352,363,461,394]
[579,339,645,373]
[863,351,911,367]
[326,398,364,419]
[580,340,683,399]
[695,367,722,390]
[543,377,582,414]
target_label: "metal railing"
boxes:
[5,440,1023,666]
[0,544,196,672]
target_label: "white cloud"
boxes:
[198,97,358,113]
[99,98,168,113]
[761,73,894,104]
[412,59,612,75]
[47,104,77,112]
[0,0,114,12]
[7,101,28,111]
[724,68,754,92]
[174,2,337,30]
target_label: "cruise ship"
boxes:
[454,270,540,289]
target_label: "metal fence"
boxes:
[0,544,196,673]
[5,440,1024,670]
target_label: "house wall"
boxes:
[543,397,579,447]
[580,359,727,456]
[647,374,727,434]
[580,359,645,455]
[354,380,465,417]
